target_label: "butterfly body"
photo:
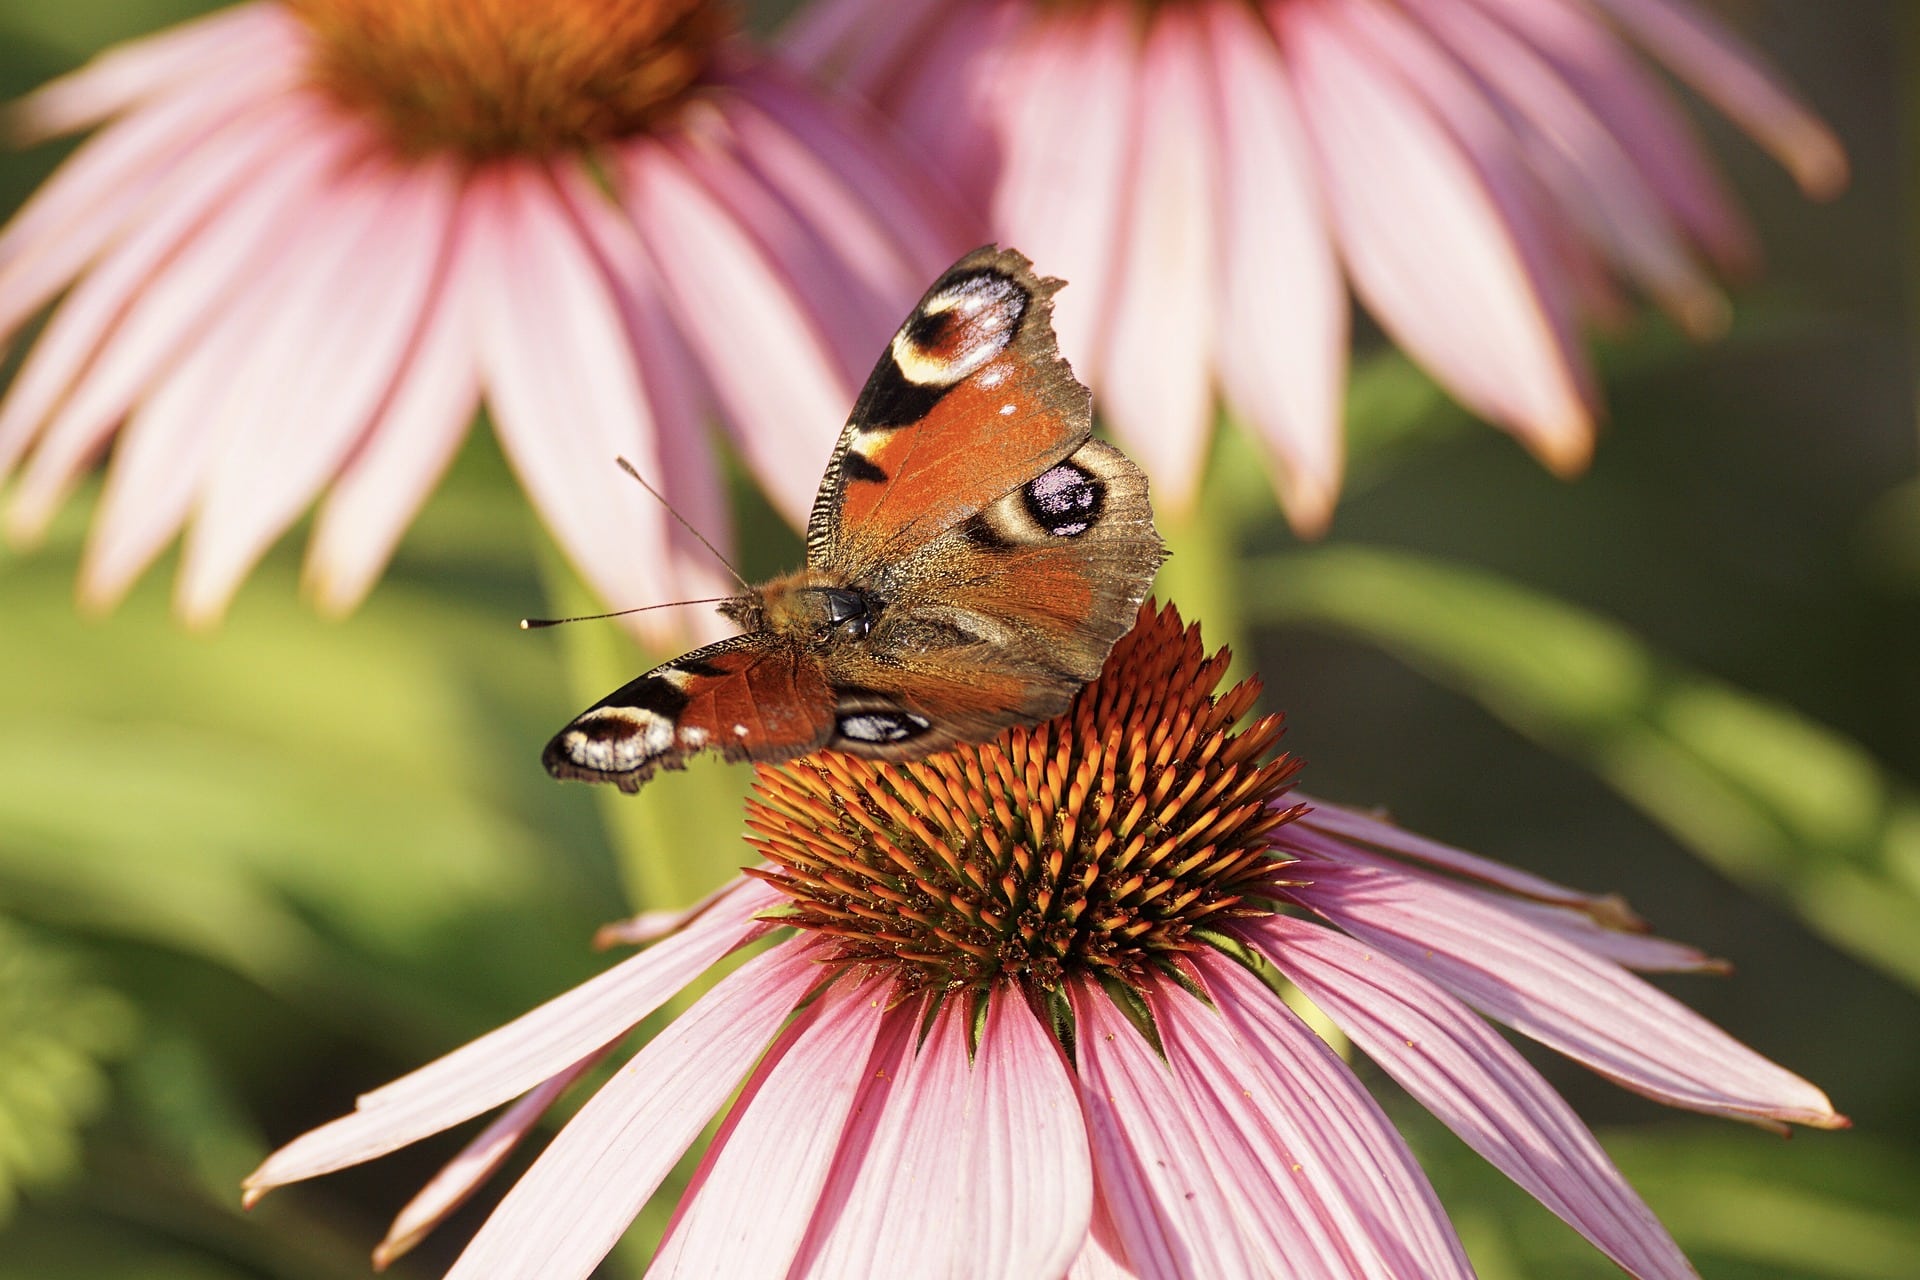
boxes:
[544,248,1164,793]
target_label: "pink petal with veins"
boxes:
[1469,0,1753,274]
[1070,981,1268,1278]
[471,165,679,625]
[375,1048,609,1271]
[622,139,849,527]
[1587,0,1846,199]
[1398,0,1727,335]
[1204,0,1346,535]
[1293,794,1630,913]
[553,168,737,632]
[73,189,343,603]
[1485,895,1727,973]
[1279,0,1593,473]
[307,190,482,616]
[1288,858,1845,1131]
[1097,8,1219,509]
[1169,964,1474,1278]
[0,58,298,333]
[1249,915,1698,1280]
[649,978,888,1277]
[731,68,972,294]
[987,3,1137,384]
[177,158,454,625]
[0,99,320,486]
[7,2,293,141]
[780,0,952,102]
[869,1,1016,205]
[794,994,1089,1277]
[244,877,779,1193]
[443,941,824,1280]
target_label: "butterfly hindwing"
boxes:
[818,439,1163,757]
[542,635,836,792]
[807,246,1092,575]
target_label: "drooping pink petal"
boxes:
[1293,795,1632,914]
[779,0,951,103]
[986,3,1138,381]
[1064,1194,1141,1280]
[0,97,329,490]
[1247,915,1699,1280]
[73,188,349,602]
[1287,858,1845,1131]
[1096,7,1219,509]
[469,163,680,623]
[620,138,850,527]
[1397,0,1729,336]
[244,877,779,1194]
[1068,981,1268,1278]
[1277,0,1594,473]
[1170,962,1475,1279]
[961,989,1094,1277]
[1586,0,1847,199]
[1202,0,1346,535]
[860,1,1016,205]
[549,163,736,637]
[0,56,300,337]
[659,113,895,388]
[648,978,889,1277]
[443,940,826,1280]
[175,157,455,624]
[374,1049,609,1271]
[793,994,1090,1278]
[306,187,483,616]
[1488,895,1727,973]
[1468,0,1756,274]
[731,68,972,283]
[5,2,293,141]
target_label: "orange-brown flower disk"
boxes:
[746,602,1305,994]
[287,0,732,155]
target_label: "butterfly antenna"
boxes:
[521,598,731,630]
[614,456,751,591]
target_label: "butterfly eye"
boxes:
[818,588,872,640]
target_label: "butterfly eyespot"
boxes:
[837,711,932,744]
[1022,462,1104,537]
[890,270,1026,390]
[561,708,674,773]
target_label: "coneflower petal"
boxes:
[180,158,456,625]
[1204,0,1346,535]
[1248,915,1699,1280]
[444,941,826,1280]
[1098,7,1219,509]
[1289,859,1845,1131]
[1183,959,1475,1278]
[651,979,890,1277]
[1071,981,1270,1278]
[244,878,779,1193]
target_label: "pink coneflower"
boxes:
[0,1,965,628]
[787,0,1846,532]
[246,603,1842,1278]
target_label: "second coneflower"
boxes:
[0,0,965,630]
[246,603,1842,1279]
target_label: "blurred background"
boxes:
[0,1,1914,1276]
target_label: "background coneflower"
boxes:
[0,0,968,630]
[786,0,1847,531]
[246,604,1841,1278]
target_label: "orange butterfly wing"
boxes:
[806,246,1092,576]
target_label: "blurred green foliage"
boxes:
[1,1,1915,1278]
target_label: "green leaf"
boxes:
[0,918,134,1222]
[1249,545,1920,992]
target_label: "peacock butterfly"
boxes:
[542,247,1165,792]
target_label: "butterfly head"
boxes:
[725,571,875,648]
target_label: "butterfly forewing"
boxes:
[542,635,836,792]
[807,247,1092,575]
